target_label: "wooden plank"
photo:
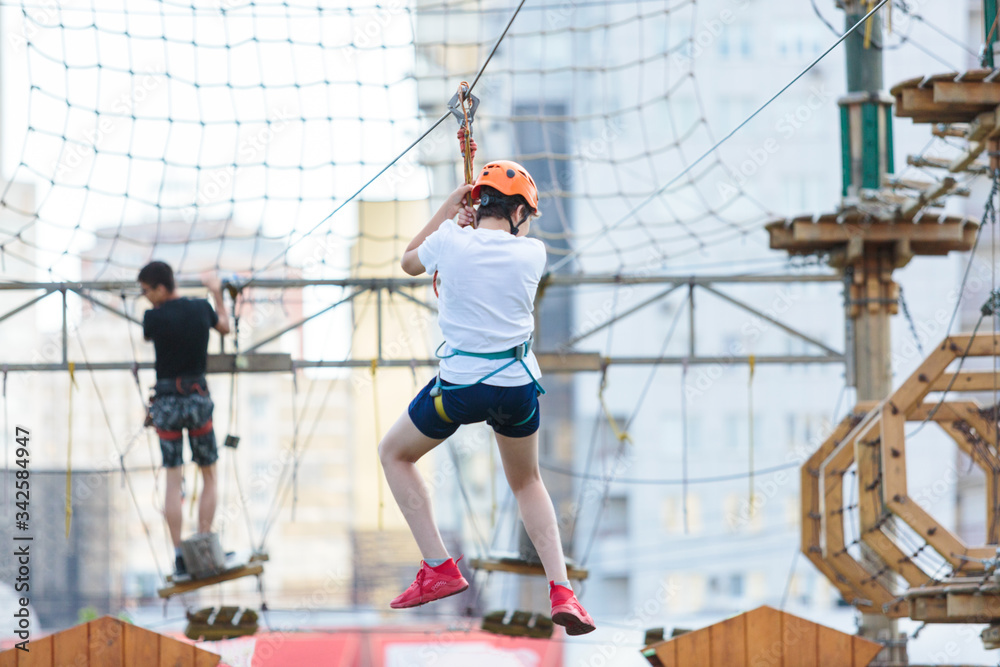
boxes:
[887,496,967,568]
[934,81,1000,106]
[952,333,1000,357]
[206,353,292,373]
[816,624,852,667]
[901,88,985,116]
[745,606,782,667]
[535,353,604,373]
[0,650,14,667]
[157,563,264,598]
[951,140,990,173]
[969,110,998,141]
[900,177,957,218]
[18,635,53,667]
[54,623,88,667]
[88,618,122,667]
[910,595,950,622]
[469,557,588,580]
[194,647,220,667]
[791,220,964,244]
[888,344,955,412]
[947,592,1000,620]
[963,412,999,450]
[931,371,1000,391]
[782,612,817,667]
[159,635,193,667]
[905,400,976,421]
[123,624,158,667]
[855,418,883,534]
[708,613,746,667]
[674,628,710,666]
[880,412,907,501]
[650,642,677,667]
[889,75,925,97]
[852,635,885,667]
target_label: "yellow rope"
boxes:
[598,365,631,445]
[371,359,384,531]
[748,354,756,518]
[863,0,876,48]
[66,362,77,538]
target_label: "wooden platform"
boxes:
[907,576,1000,623]
[157,552,268,598]
[642,606,882,667]
[469,555,588,580]
[0,616,219,666]
[767,212,977,258]
[892,69,1000,125]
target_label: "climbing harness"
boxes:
[429,338,545,425]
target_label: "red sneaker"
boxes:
[549,582,596,635]
[390,557,469,609]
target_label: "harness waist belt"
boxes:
[154,375,209,397]
[430,338,544,423]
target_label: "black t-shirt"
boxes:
[143,298,219,380]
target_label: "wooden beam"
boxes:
[909,595,958,622]
[931,124,970,138]
[947,592,1000,621]
[887,344,957,414]
[886,496,969,569]
[790,220,966,244]
[535,353,604,372]
[900,88,986,117]
[908,154,990,174]
[157,563,264,598]
[470,556,589,580]
[900,177,957,219]
[952,333,1000,357]
[968,110,999,141]
[207,353,292,374]
[934,81,1000,106]
[951,140,991,173]
[930,372,1000,392]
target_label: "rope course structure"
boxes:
[1,0,996,653]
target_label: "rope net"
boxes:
[0,0,773,283]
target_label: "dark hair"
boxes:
[138,261,175,292]
[475,185,533,229]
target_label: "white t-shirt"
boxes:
[417,219,546,387]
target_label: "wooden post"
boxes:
[840,0,903,661]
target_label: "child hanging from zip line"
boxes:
[139,261,230,577]
[378,129,595,635]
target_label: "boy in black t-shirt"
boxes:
[139,261,231,576]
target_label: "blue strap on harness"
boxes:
[429,338,546,399]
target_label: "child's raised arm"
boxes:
[401,183,474,276]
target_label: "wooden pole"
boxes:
[840,1,904,662]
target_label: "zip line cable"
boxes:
[244,0,528,287]
[547,0,891,274]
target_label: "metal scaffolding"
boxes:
[0,273,845,372]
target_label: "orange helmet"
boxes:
[472,160,538,213]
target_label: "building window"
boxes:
[728,573,744,597]
[661,493,702,534]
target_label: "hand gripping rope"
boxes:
[432,83,479,299]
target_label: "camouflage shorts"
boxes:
[150,393,217,468]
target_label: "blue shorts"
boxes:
[408,377,541,440]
